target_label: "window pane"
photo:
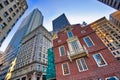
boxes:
[76,59,83,71]
[0,4,3,10]
[4,1,9,6]
[68,31,73,38]
[76,58,88,71]
[81,58,87,70]
[106,76,119,80]
[93,54,107,67]
[84,37,94,47]
[71,40,79,52]
[3,11,9,17]
[62,63,70,75]
[60,46,65,56]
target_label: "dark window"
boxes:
[118,2,120,9]
[9,0,13,2]
[9,8,13,13]
[0,22,7,29]
[113,52,116,55]
[116,51,120,54]
[37,77,40,80]
[19,7,22,10]
[7,29,11,35]
[4,1,9,6]
[17,2,19,5]
[3,11,9,17]
[12,13,16,17]
[7,17,12,22]
[13,4,17,9]
[110,0,113,6]
[0,4,3,10]
[113,1,117,7]
[0,37,5,43]
[22,77,26,80]
[0,17,3,22]
[16,9,19,13]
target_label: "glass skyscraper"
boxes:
[0,8,43,80]
[98,0,120,10]
[52,13,70,33]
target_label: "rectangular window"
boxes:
[37,77,40,80]
[0,23,7,29]
[67,31,73,38]
[7,17,12,22]
[69,40,82,54]
[9,0,13,2]
[0,3,3,10]
[4,1,9,6]
[93,53,107,67]
[9,8,13,13]
[76,58,88,72]
[16,9,19,13]
[83,36,94,47]
[0,17,3,22]
[13,4,17,9]
[22,77,26,80]
[12,13,16,17]
[62,63,70,75]
[105,76,119,80]
[59,46,66,56]
[3,11,9,17]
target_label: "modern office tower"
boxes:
[11,25,52,80]
[90,17,120,59]
[110,11,120,28]
[46,48,56,80]
[53,24,120,80]
[52,14,70,33]
[0,8,43,80]
[98,0,120,10]
[0,0,28,46]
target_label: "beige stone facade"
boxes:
[110,11,120,29]
[0,0,28,46]
[11,25,52,80]
[90,17,120,59]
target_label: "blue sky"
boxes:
[0,0,116,51]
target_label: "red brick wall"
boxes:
[53,24,120,80]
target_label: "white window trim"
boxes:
[105,76,119,80]
[76,58,88,72]
[59,46,66,56]
[68,39,83,53]
[62,63,70,76]
[93,53,107,67]
[67,31,73,38]
[83,36,95,47]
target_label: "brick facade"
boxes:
[53,24,120,80]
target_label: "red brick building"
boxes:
[53,24,120,80]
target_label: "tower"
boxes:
[52,13,70,33]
